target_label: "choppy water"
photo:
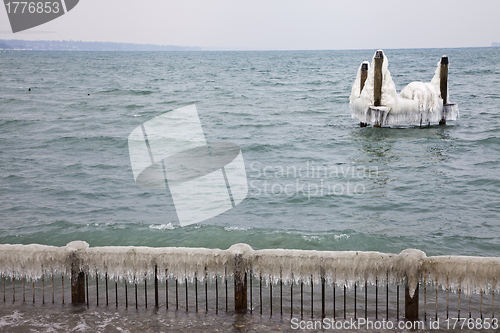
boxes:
[1,48,500,331]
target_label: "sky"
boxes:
[1,0,500,50]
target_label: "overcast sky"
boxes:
[1,0,499,50]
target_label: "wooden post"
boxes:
[439,56,449,125]
[372,51,384,128]
[374,50,384,107]
[321,276,326,319]
[70,253,85,304]
[360,62,368,92]
[234,253,247,313]
[405,281,419,321]
[360,62,369,127]
[154,265,159,308]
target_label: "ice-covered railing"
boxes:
[0,241,233,283]
[422,256,500,295]
[1,242,499,319]
[350,50,459,127]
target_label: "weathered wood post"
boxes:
[374,50,384,108]
[154,265,159,308]
[71,267,85,304]
[230,244,252,313]
[321,267,326,319]
[360,62,369,92]
[67,241,88,304]
[372,50,384,128]
[405,282,419,321]
[401,248,425,321]
[234,253,247,313]
[439,56,449,125]
[360,62,369,127]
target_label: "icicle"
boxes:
[82,245,233,283]
[0,244,73,280]
[2,242,500,301]
[396,249,426,298]
[251,248,400,289]
[422,256,500,296]
[430,59,443,98]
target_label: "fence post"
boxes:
[234,252,247,313]
[405,282,419,321]
[230,243,252,313]
[360,62,369,127]
[71,263,85,304]
[155,265,159,308]
[399,248,425,321]
[67,241,89,304]
[439,55,449,125]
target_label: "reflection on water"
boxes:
[0,303,291,333]
[351,125,452,163]
[1,280,499,333]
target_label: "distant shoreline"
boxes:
[0,39,201,51]
[1,39,498,51]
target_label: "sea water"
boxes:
[1,48,499,331]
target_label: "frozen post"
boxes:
[405,282,419,321]
[234,253,247,313]
[70,254,85,304]
[374,51,384,107]
[360,62,369,93]
[230,243,251,313]
[67,241,88,304]
[360,62,369,127]
[402,248,424,321]
[372,50,384,128]
[439,56,449,125]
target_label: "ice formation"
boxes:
[0,243,72,280]
[422,256,500,295]
[1,242,499,297]
[349,54,398,117]
[350,50,458,125]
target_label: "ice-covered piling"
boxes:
[373,50,384,108]
[439,56,449,125]
[360,62,369,93]
[440,56,449,105]
[398,249,426,320]
[230,243,252,313]
[372,50,385,127]
[359,62,369,128]
[67,241,88,304]
[350,50,459,126]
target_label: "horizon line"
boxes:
[0,38,496,52]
